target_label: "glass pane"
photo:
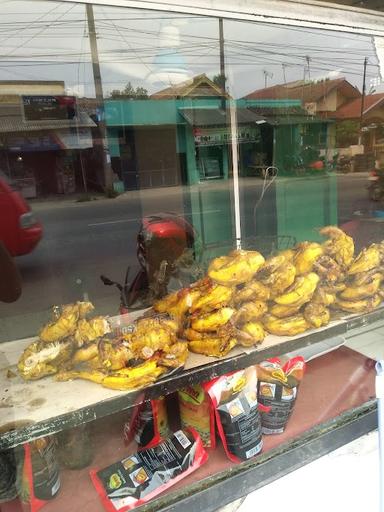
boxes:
[0,1,382,510]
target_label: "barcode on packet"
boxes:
[245,440,263,459]
[174,430,191,449]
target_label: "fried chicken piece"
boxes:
[191,307,234,332]
[303,303,330,328]
[159,341,189,368]
[348,244,381,275]
[99,338,134,371]
[74,317,110,347]
[294,242,324,275]
[190,282,233,313]
[263,314,310,336]
[208,250,265,286]
[233,301,268,324]
[18,339,75,380]
[320,226,354,268]
[340,272,382,300]
[334,294,381,314]
[274,273,319,307]
[313,255,344,284]
[233,280,270,304]
[188,337,237,358]
[72,343,99,365]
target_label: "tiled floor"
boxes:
[345,320,384,361]
[238,430,379,512]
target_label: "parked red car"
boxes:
[0,173,42,256]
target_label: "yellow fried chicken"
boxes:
[18,339,75,380]
[263,314,309,336]
[236,321,265,347]
[348,244,381,275]
[335,294,381,314]
[294,242,324,275]
[39,304,80,342]
[320,226,354,268]
[313,255,344,284]
[257,253,287,277]
[99,338,134,371]
[72,343,99,365]
[191,307,234,332]
[188,336,237,358]
[269,302,303,318]
[340,272,382,300]
[126,317,178,359]
[233,301,268,324]
[353,269,383,287]
[153,290,179,313]
[311,286,336,306]
[74,317,110,347]
[274,273,320,307]
[158,341,189,368]
[190,282,233,313]
[208,249,265,286]
[263,262,297,297]
[303,303,330,328]
[233,280,270,304]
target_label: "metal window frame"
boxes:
[51,0,384,36]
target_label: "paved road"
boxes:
[0,173,377,342]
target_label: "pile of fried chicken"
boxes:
[17,226,384,391]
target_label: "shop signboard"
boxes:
[7,128,92,152]
[194,126,260,146]
[22,95,77,121]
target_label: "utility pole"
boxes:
[360,57,368,130]
[282,63,287,84]
[263,70,273,88]
[86,4,113,189]
[219,18,226,110]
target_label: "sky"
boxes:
[0,0,381,99]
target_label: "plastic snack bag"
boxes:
[178,384,216,448]
[91,429,208,512]
[256,356,306,434]
[16,436,61,512]
[204,366,267,462]
[124,397,170,449]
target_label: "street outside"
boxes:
[1,172,381,342]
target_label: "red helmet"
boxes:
[137,213,197,273]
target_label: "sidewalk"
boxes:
[238,430,379,512]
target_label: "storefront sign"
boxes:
[194,126,260,146]
[7,128,93,152]
[22,95,77,121]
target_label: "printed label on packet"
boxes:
[93,430,206,511]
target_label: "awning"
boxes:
[0,104,96,133]
[179,107,266,126]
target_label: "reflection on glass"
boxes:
[0,2,383,510]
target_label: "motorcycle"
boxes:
[367,168,384,201]
[100,212,202,314]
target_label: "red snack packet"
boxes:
[124,397,170,449]
[91,429,207,512]
[204,367,268,463]
[257,356,306,434]
[178,384,216,448]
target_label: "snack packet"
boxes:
[91,429,208,512]
[178,385,215,448]
[204,367,267,463]
[16,436,61,512]
[124,397,170,449]
[256,356,306,434]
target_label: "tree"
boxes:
[212,73,226,91]
[109,82,148,99]
[335,120,360,147]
